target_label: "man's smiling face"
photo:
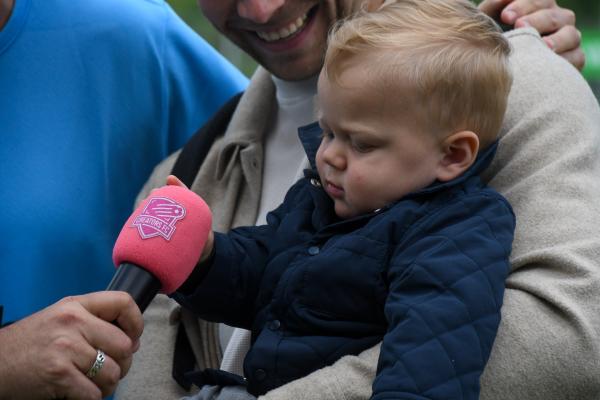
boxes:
[197,0,366,81]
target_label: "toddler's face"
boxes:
[315,66,443,219]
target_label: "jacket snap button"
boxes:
[310,178,321,187]
[269,320,281,330]
[308,246,320,255]
[254,369,267,381]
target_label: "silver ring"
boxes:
[86,349,105,378]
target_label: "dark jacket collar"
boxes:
[298,121,498,199]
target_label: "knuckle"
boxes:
[548,11,561,31]
[565,9,576,24]
[45,357,71,380]
[52,335,76,353]
[115,290,136,309]
[111,337,134,361]
[123,292,137,309]
[58,295,78,305]
[569,26,582,45]
[106,366,121,387]
[54,307,81,326]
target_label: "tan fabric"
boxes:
[116,28,600,400]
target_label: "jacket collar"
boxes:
[297,121,499,199]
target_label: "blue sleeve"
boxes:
[160,3,248,152]
[372,194,515,400]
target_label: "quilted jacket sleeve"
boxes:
[172,181,305,329]
[372,193,514,400]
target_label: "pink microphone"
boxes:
[108,185,212,312]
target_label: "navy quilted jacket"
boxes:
[175,123,515,399]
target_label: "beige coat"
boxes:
[116,28,600,400]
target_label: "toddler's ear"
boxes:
[435,131,479,182]
[166,175,188,189]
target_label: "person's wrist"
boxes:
[0,324,22,399]
[199,231,215,263]
[177,233,216,296]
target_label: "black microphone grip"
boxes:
[106,263,161,313]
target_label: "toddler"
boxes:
[173,0,515,398]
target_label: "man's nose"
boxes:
[237,0,285,24]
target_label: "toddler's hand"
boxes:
[166,175,188,188]
[166,175,214,262]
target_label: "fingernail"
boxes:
[544,37,555,51]
[515,19,530,28]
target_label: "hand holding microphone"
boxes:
[0,291,143,400]
[0,178,212,400]
[109,175,214,312]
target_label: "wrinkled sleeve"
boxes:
[478,28,600,400]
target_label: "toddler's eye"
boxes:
[352,140,375,153]
[321,130,335,140]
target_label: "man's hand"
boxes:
[479,0,585,70]
[0,291,143,400]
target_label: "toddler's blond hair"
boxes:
[323,0,513,147]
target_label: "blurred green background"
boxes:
[167,0,600,96]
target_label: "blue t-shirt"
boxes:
[0,0,248,322]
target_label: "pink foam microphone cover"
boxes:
[112,185,212,294]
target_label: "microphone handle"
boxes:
[106,263,161,313]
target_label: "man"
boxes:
[119,0,600,399]
[0,0,247,324]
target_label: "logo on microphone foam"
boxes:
[132,197,186,241]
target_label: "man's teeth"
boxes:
[256,14,308,42]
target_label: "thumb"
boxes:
[166,174,188,189]
[478,0,511,20]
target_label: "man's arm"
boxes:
[259,28,600,400]
[478,0,585,69]
[478,27,600,400]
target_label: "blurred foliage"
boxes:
[166,0,599,96]
[167,0,258,77]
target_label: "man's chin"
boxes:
[269,66,321,81]
[259,52,324,81]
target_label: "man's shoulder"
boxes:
[56,0,178,35]
[73,0,171,20]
